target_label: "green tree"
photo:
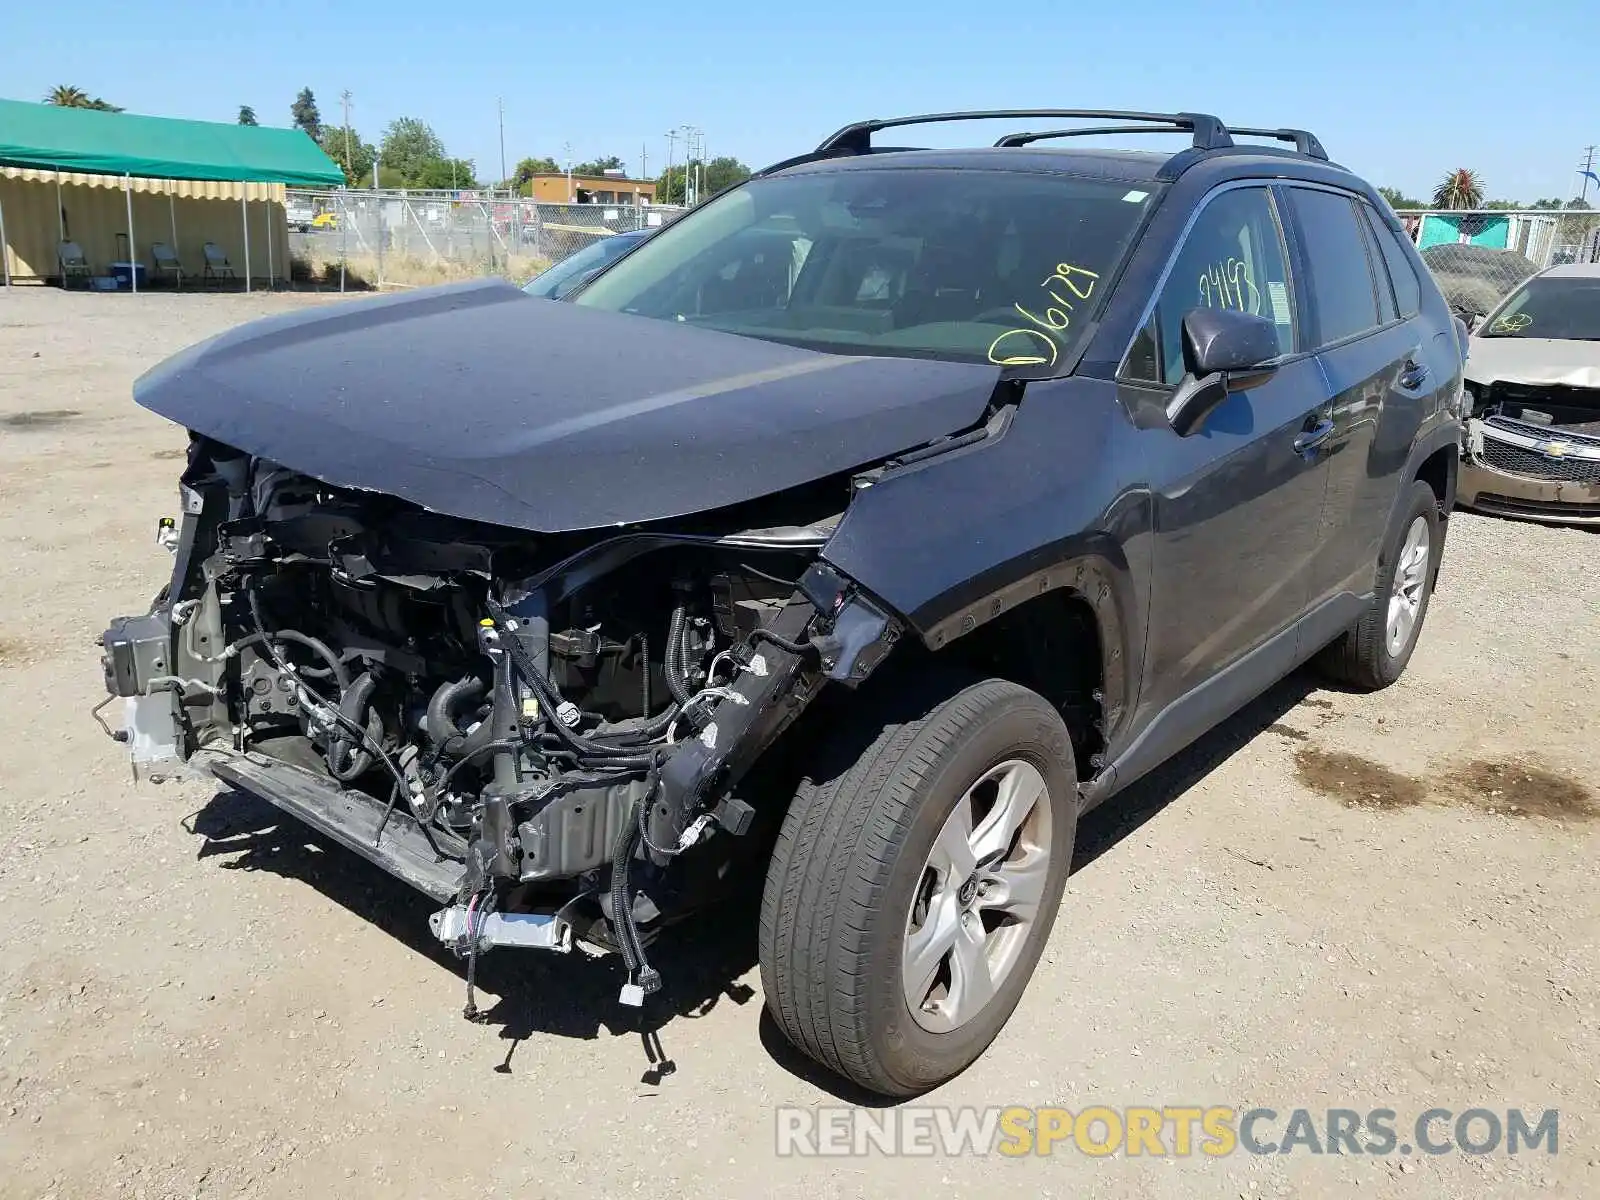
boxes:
[657,156,752,204]
[1432,168,1484,210]
[1531,198,1566,210]
[319,125,376,186]
[1377,188,1424,210]
[238,105,258,126]
[512,156,561,192]
[702,156,751,195]
[656,164,687,204]
[44,85,121,111]
[1563,197,1593,211]
[1483,199,1521,210]
[44,85,90,107]
[572,154,626,177]
[414,157,478,189]
[291,88,322,140]
[378,117,448,187]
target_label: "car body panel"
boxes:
[1464,336,1600,390]
[132,277,1003,532]
[820,379,1151,756]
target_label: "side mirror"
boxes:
[1166,308,1281,436]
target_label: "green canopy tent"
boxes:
[0,97,344,291]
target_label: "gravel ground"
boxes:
[1,288,1597,1199]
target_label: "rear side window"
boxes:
[1123,187,1296,385]
[1289,188,1381,346]
[1364,206,1422,318]
[1357,212,1399,324]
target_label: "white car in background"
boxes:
[1459,263,1600,524]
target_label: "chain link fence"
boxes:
[284,188,684,290]
[282,192,1600,314]
[1394,208,1600,317]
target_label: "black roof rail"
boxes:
[995,124,1205,148]
[998,122,1329,162]
[816,109,1235,155]
[1228,126,1329,161]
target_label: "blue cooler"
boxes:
[108,261,148,289]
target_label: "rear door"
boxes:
[1282,186,1434,606]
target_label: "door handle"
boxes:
[1294,417,1334,455]
[1398,357,1430,391]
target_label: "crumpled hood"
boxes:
[1465,335,1600,389]
[134,279,1002,532]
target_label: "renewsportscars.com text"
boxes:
[775,1106,1559,1158]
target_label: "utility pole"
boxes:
[641,143,648,186]
[664,130,679,205]
[339,90,353,174]
[679,125,698,206]
[563,141,573,202]
[1580,146,1597,203]
[497,97,507,191]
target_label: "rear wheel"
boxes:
[1316,479,1442,690]
[758,674,1077,1097]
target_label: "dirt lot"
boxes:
[1,288,1597,1199]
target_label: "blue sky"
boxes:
[5,0,1598,201]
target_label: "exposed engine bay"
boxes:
[1460,381,1600,521]
[100,437,902,1009]
[1465,380,1600,437]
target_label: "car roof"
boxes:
[769,144,1356,189]
[1538,262,1600,279]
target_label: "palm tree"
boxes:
[1433,168,1484,210]
[42,85,122,112]
[44,85,90,107]
[238,105,258,126]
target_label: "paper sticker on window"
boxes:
[1122,190,1149,203]
[1268,281,1292,325]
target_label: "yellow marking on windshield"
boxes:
[987,328,1060,367]
[1490,311,1532,333]
[986,263,1098,367]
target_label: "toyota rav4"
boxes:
[98,109,1467,1097]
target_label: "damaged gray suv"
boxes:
[98,109,1466,1097]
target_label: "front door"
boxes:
[1121,184,1334,731]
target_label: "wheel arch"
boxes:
[839,551,1137,787]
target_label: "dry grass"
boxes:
[292,249,550,291]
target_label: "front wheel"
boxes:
[1316,479,1442,690]
[759,675,1078,1097]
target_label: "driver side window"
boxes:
[1125,187,1297,385]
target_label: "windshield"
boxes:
[523,233,641,299]
[571,167,1155,371]
[1480,275,1600,340]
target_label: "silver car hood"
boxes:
[1464,335,1600,389]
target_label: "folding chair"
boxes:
[202,242,236,289]
[57,241,92,289]
[150,242,185,289]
